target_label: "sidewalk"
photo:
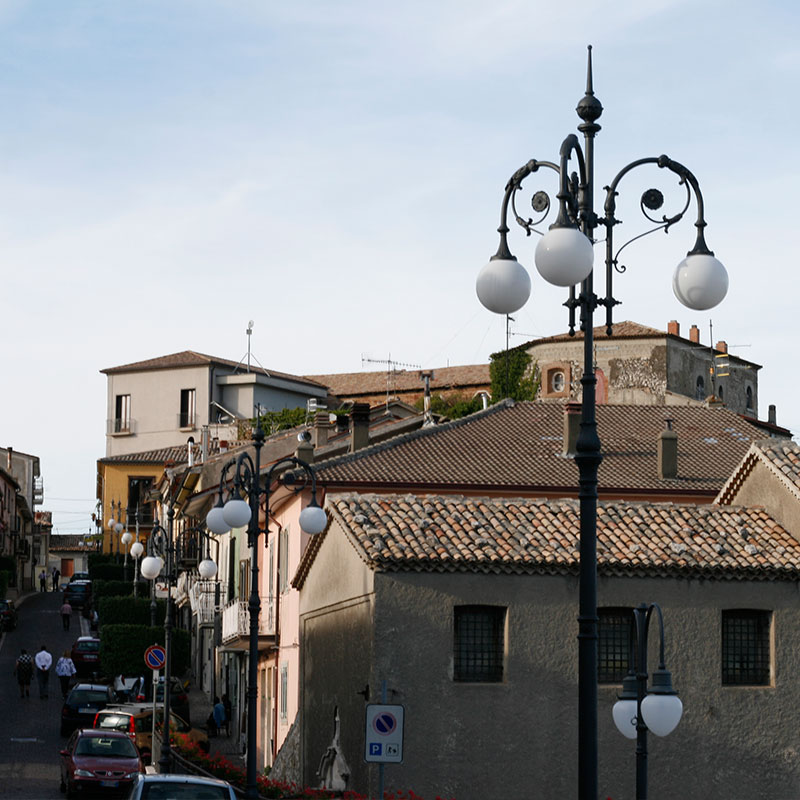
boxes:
[186,682,244,761]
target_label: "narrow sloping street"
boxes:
[0,590,84,799]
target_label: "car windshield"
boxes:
[141,783,229,799]
[75,736,137,758]
[70,690,108,705]
[96,714,130,731]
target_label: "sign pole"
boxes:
[378,680,386,800]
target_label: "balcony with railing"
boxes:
[107,417,136,436]
[188,579,229,626]
[221,596,276,650]
[177,412,197,431]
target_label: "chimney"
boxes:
[314,410,332,448]
[296,432,314,464]
[667,320,680,337]
[6,446,11,470]
[715,340,728,354]
[658,418,678,479]
[689,325,700,344]
[201,426,210,463]
[351,402,371,452]
[219,440,228,454]
[563,401,581,456]
[187,437,195,468]
[769,404,777,425]
[420,370,435,427]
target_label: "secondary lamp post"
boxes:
[612,603,682,799]
[205,423,328,800]
[476,47,726,800]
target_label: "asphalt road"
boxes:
[0,589,88,799]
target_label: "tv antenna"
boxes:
[361,354,421,406]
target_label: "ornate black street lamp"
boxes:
[140,509,219,774]
[612,603,683,799]
[205,423,327,800]
[476,47,726,800]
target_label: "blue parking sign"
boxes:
[364,704,404,763]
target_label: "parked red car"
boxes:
[71,636,101,677]
[59,728,143,796]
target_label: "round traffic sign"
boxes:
[144,644,166,670]
[372,711,397,736]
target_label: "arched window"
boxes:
[746,386,753,410]
[695,375,705,401]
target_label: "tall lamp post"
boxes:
[612,603,683,799]
[205,423,328,800]
[140,503,177,774]
[476,47,727,799]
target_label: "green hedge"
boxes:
[0,570,8,599]
[88,553,119,570]
[91,563,126,581]
[98,595,166,627]
[92,579,134,599]
[101,624,190,678]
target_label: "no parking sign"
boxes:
[144,644,166,671]
[364,704,404,763]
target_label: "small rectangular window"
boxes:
[598,607,634,683]
[115,394,131,432]
[280,663,289,722]
[454,605,505,683]
[722,609,771,686]
[179,389,196,429]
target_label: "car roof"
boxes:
[76,728,131,738]
[137,774,231,786]
[75,636,100,643]
[71,683,111,691]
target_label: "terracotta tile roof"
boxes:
[516,320,761,368]
[313,400,771,497]
[305,364,490,398]
[49,534,97,552]
[98,441,229,465]
[717,439,800,504]
[101,350,325,389]
[296,493,800,586]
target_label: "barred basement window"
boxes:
[454,605,505,682]
[599,607,634,683]
[722,610,771,686]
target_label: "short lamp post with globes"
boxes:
[205,422,327,800]
[475,47,727,800]
[108,501,125,557]
[139,505,218,774]
[612,603,683,800]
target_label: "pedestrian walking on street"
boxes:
[14,648,33,698]
[52,566,60,591]
[34,644,52,698]
[38,569,47,592]
[222,693,232,736]
[60,598,73,630]
[55,651,77,699]
[213,696,226,737]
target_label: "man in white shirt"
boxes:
[34,644,52,699]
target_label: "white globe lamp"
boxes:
[299,503,328,535]
[223,498,252,529]
[476,256,531,314]
[140,555,162,580]
[672,253,728,310]
[198,559,218,580]
[534,226,594,287]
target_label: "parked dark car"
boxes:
[59,728,143,797]
[69,571,90,583]
[71,636,101,677]
[61,682,117,736]
[0,598,17,631]
[63,580,92,608]
[129,675,190,723]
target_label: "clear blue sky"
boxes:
[0,0,796,533]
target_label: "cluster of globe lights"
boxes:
[204,490,328,539]
[611,669,683,739]
[475,222,728,316]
